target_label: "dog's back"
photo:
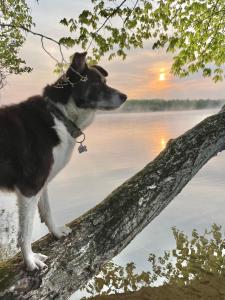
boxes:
[0,96,59,196]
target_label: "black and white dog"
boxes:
[1,52,127,270]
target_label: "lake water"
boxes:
[1,109,225,299]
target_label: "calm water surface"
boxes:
[1,109,225,299]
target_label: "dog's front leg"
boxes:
[17,191,48,271]
[38,187,72,239]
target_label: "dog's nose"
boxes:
[119,93,127,102]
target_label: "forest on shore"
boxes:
[117,99,224,113]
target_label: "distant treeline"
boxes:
[118,99,225,113]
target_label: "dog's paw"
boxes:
[52,225,72,239]
[25,252,48,271]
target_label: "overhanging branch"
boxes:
[86,0,128,50]
[0,23,60,47]
[0,23,67,67]
[1,107,225,299]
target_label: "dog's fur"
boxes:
[1,52,127,270]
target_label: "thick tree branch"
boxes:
[1,107,225,299]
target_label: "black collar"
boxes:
[45,97,83,139]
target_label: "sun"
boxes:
[159,73,166,81]
[159,69,166,81]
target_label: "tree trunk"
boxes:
[0,107,225,299]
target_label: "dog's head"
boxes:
[68,52,127,110]
[44,52,127,110]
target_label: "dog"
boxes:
[0,52,127,270]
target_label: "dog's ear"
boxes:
[92,65,108,77]
[71,52,87,72]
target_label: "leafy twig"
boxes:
[86,0,128,50]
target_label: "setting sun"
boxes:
[159,69,166,81]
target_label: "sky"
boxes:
[1,0,225,104]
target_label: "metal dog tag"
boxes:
[78,143,87,154]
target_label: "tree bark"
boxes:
[0,108,225,299]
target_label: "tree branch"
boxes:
[1,107,225,299]
[96,0,127,34]
[86,0,128,50]
[0,23,60,46]
[0,23,67,64]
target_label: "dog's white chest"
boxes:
[48,118,76,181]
